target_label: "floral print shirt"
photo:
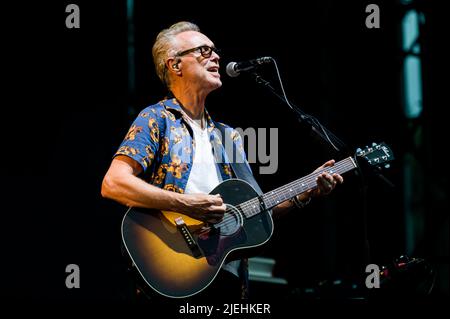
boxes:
[115,97,248,194]
[115,97,251,299]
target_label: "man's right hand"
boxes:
[178,193,226,224]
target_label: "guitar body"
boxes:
[120,143,393,298]
[121,179,274,298]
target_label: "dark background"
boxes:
[1,0,447,309]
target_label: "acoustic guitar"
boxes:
[121,143,393,298]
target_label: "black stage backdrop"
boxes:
[1,0,447,312]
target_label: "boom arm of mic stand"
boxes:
[251,72,395,188]
[252,73,348,154]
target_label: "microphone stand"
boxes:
[251,72,394,187]
[250,71,394,297]
[252,73,349,154]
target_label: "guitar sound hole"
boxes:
[215,204,243,236]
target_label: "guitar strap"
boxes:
[214,122,263,196]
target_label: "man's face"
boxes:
[172,31,222,93]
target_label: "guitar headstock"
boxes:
[356,142,394,169]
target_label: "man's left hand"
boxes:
[310,159,343,197]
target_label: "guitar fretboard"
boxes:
[239,157,357,218]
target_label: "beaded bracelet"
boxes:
[291,195,311,209]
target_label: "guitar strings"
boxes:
[239,159,353,217]
[210,160,354,231]
[260,159,355,212]
[199,160,354,232]
[198,161,354,235]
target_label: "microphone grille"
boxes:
[226,62,239,77]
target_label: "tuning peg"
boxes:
[372,142,377,147]
[384,164,390,169]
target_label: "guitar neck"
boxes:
[242,157,357,217]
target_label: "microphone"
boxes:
[226,57,272,77]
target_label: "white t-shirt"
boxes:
[183,115,241,277]
[184,118,222,194]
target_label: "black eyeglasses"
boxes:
[175,45,220,58]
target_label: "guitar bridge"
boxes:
[175,217,203,258]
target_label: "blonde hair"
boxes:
[152,21,201,88]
